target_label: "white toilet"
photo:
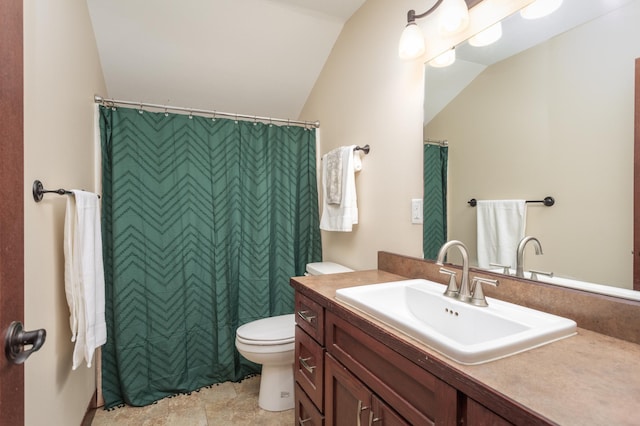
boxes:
[235,261,353,411]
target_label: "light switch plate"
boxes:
[411,198,423,224]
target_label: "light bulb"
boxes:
[468,22,503,47]
[429,49,456,68]
[398,22,425,60]
[520,0,563,20]
[438,0,470,35]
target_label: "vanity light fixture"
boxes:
[399,0,470,60]
[438,0,470,35]
[429,48,456,67]
[468,21,502,47]
[520,0,563,19]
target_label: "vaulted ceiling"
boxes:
[86,0,367,120]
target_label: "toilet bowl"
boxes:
[235,262,353,411]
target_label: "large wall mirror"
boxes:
[424,0,640,298]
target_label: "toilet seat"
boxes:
[236,314,294,346]
[236,336,294,346]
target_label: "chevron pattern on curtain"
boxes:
[99,106,322,408]
[423,144,448,260]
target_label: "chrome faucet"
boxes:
[436,240,472,303]
[515,236,543,278]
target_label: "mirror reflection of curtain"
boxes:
[423,143,448,259]
[99,106,322,408]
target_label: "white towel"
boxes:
[476,200,527,269]
[320,145,359,231]
[64,190,106,369]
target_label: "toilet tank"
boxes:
[306,261,353,276]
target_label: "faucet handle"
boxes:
[529,269,554,280]
[470,277,499,307]
[439,268,459,298]
[489,262,511,275]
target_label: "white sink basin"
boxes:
[335,279,577,365]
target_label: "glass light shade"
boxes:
[438,0,470,35]
[520,0,563,20]
[398,22,425,60]
[429,49,456,68]
[468,22,503,47]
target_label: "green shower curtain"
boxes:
[99,106,322,408]
[423,144,448,259]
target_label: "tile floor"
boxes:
[91,375,294,425]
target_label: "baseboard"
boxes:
[80,390,99,426]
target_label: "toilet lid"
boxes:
[236,314,295,345]
[306,262,353,276]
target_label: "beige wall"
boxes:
[426,2,640,289]
[300,0,426,270]
[300,0,529,271]
[23,0,107,424]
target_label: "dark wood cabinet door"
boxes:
[325,353,372,426]
[370,395,410,426]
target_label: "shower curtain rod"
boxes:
[94,95,320,129]
[424,138,448,146]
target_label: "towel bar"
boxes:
[354,145,370,154]
[32,180,100,202]
[468,197,554,207]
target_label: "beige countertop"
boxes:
[291,269,640,426]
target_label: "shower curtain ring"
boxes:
[138,102,143,114]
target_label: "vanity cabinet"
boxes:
[293,286,532,425]
[294,291,459,425]
[291,264,640,425]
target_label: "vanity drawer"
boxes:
[295,292,324,345]
[295,325,325,409]
[295,383,324,426]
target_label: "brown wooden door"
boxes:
[0,0,25,424]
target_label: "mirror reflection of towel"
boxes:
[476,200,527,269]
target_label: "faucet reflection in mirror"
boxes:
[516,236,543,278]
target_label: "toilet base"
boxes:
[258,363,294,411]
